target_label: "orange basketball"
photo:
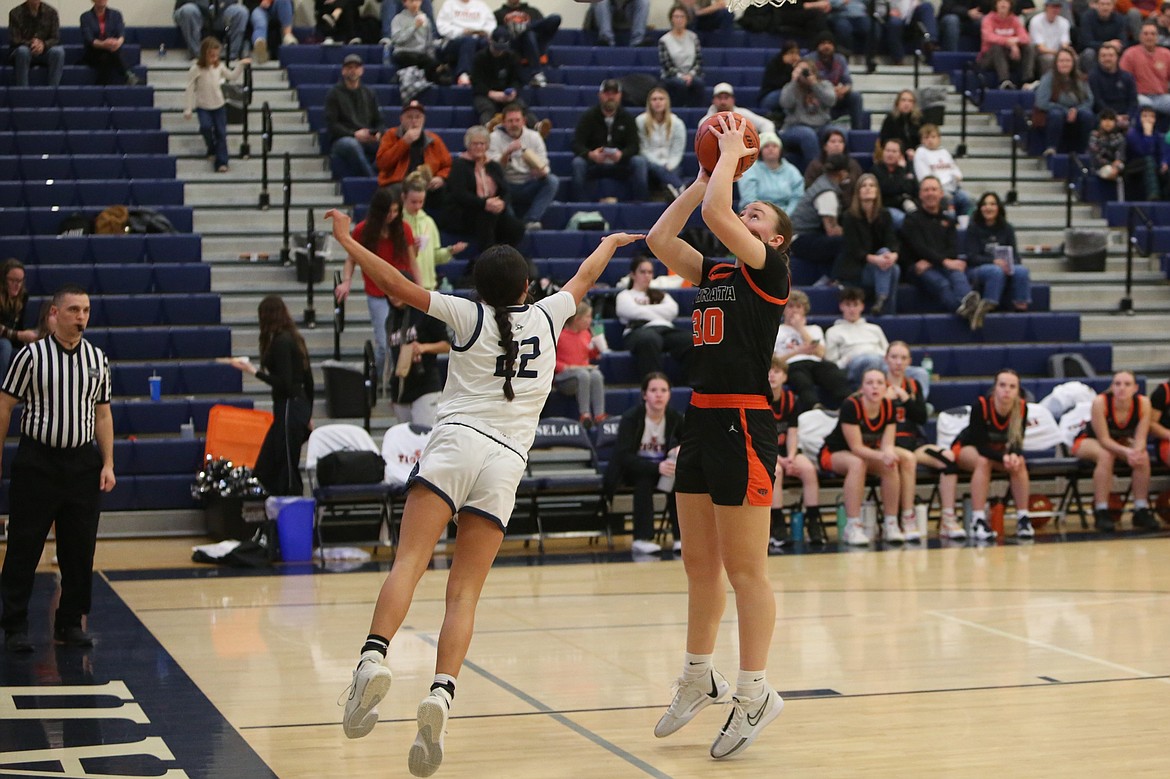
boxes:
[694,111,759,181]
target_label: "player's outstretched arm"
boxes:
[646,174,707,285]
[562,232,647,304]
[326,209,432,313]
[702,114,767,270]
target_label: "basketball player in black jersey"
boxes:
[646,114,791,759]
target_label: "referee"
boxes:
[0,285,115,653]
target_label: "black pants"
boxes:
[622,467,679,541]
[254,396,312,496]
[624,325,691,382]
[1,437,102,634]
[81,46,129,85]
[785,359,850,412]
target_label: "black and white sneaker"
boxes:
[1015,517,1035,539]
[972,517,996,541]
[710,687,784,759]
[654,668,730,737]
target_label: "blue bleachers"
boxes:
[1,206,193,235]
[1,107,160,131]
[0,84,151,108]
[0,65,148,87]
[6,398,251,439]
[0,233,201,264]
[25,294,220,326]
[2,155,177,181]
[112,363,243,397]
[0,179,184,208]
[24,263,211,295]
[0,129,169,156]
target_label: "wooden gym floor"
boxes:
[1,530,1169,777]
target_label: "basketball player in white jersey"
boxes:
[326,208,642,778]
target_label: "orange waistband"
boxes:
[689,392,771,410]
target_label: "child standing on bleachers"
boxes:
[1089,108,1126,188]
[183,37,249,173]
[554,300,608,429]
[913,123,971,218]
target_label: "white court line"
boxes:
[925,610,1170,685]
[933,592,1170,613]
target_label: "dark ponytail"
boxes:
[473,245,532,402]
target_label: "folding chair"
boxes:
[305,424,395,556]
[521,417,610,552]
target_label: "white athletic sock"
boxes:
[431,673,456,702]
[1095,502,1109,512]
[1135,499,1149,509]
[972,510,986,521]
[683,652,713,680]
[883,515,898,524]
[736,669,767,701]
[1016,511,1029,521]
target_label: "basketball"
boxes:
[694,111,760,181]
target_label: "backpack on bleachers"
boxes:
[57,212,92,236]
[94,205,129,235]
[1038,380,1096,420]
[797,408,838,459]
[935,406,971,449]
[1058,401,1094,448]
[127,207,177,234]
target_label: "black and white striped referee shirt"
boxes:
[0,336,112,449]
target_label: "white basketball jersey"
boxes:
[426,290,576,451]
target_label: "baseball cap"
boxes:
[342,53,363,67]
[599,78,622,93]
[490,27,512,49]
[713,82,734,96]
[823,153,850,173]
[401,99,426,115]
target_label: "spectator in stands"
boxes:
[803,128,864,199]
[572,79,649,202]
[386,288,450,427]
[184,37,250,173]
[1072,370,1158,532]
[9,0,63,87]
[1090,43,1138,131]
[743,0,832,42]
[1035,47,1096,156]
[658,4,705,108]
[885,340,965,540]
[402,171,466,290]
[637,86,687,200]
[0,260,37,382]
[388,0,447,92]
[1029,0,1072,76]
[821,368,901,545]
[838,180,902,317]
[790,154,850,284]
[1089,108,1127,186]
[1121,0,1164,40]
[174,1,248,60]
[779,56,837,170]
[1125,104,1169,197]
[616,257,690,380]
[829,0,872,55]
[978,0,1037,89]
[376,100,451,203]
[603,371,683,555]
[676,0,735,32]
[335,185,420,388]
[79,0,137,86]
[317,0,362,44]
[914,123,971,216]
[247,1,295,63]
[775,289,850,412]
[554,300,608,427]
[591,0,650,46]
[445,125,526,250]
[1122,21,1170,116]
[383,0,436,42]
[767,357,825,548]
[488,102,557,230]
[494,0,559,86]
[759,39,802,120]
[436,0,496,85]
[705,82,776,135]
[955,368,1033,540]
[1080,0,1130,74]
[808,32,865,129]
[939,0,984,53]
[825,286,933,389]
[736,131,804,214]
[324,54,384,180]
[471,28,532,125]
[900,176,982,323]
[882,0,941,66]
[874,138,919,229]
[230,296,314,496]
[34,299,55,340]
[1156,2,1170,45]
[880,90,925,163]
[963,191,1031,329]
[1150,376,1170,466]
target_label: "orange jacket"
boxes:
[375,129,452,186]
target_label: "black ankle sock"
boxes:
[362,634,389,657]
[805,505,821,521]
[431,679,456,700]
[770,508,785,525]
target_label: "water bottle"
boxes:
[158,43,167,59]
[921,352,934,379]
[791,510,804,544]
[382,42,391,66]
[438,276,453,293]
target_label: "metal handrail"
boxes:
[955,60,987,158]
[1064,152,1089,230]
[259,102,272,209]
[238,63,253,158]
[1122,206,1154,315]
[1005,104,1029,205]
[279,152,292,265]
[303,208,318,329]
[332,270,344,361]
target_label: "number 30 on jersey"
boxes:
[691,307,724,346]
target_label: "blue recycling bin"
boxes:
[273,498,315,562]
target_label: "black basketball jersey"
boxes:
[1087,391,1143,443]
[824,396,895,452]
[771,388,799,449]
[689,247,790,398]
[1150,382,1170,428]
[891,376,925,446]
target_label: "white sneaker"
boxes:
[631,539,662,554]
[882,518,905,543]
[408,689,451,777]
[654,667,729,737]
[283,33,298,46]
[252,38,268,64]
[341,651,392,739]
[710,687,784,759]
[1016,517,1035,539]
[901,514,921,542]
[972,518,996,541]
[843,520,870,546]
[939,511,966,539]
